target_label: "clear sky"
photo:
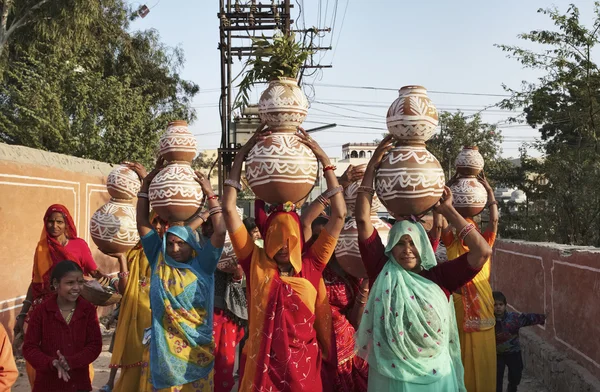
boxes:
[129,0,596,159]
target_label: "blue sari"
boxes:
[141,226,223,389]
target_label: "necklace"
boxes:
[59,306,76,324]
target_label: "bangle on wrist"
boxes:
[137,192,149,199]
[323,185,343,199]
[224,179,242,191]
[323,164,337,174]
[207,194,219,201]
[357,186,375,196]
[487,200,498,208]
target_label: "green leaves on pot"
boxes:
[233,31,312,111]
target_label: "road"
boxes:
[12,326,548,392]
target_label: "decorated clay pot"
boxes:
[450,177,488,217]
[375,145,445,217]
[455,146,485,176]
[158,120,197,162]
[217,206,244,271]
[106,165,142,200]
[334,217,390,278]
[258,78,309,133]
[245,132,318,204]
[343,181,383,218]
[149,163,203,222]
[386,86,439,143]
[90,199,139,253]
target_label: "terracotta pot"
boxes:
[455,146,485,176]
[106,165,141,200]
[335,217,391,279]
[149,163,203,222]
[258,78,309,133]
[450,177,488,217]
[386,86,439,143]
[375,145,445,217]
[216,206,243,271]
[245,132,318,204]
[90,199,139,254]
[343,181,383,218]
[158,120,197,162]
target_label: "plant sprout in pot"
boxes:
[234,31,312,132]
[234,31,318,206]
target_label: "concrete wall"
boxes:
[0,144,121,334]
[492,239,600,388]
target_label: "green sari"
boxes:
[355,221,465,391]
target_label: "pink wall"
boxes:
[491,240,600,380]
[0,145,120,335]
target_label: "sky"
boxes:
[128,0,597,159]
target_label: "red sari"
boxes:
[230,212,336,392]
[31,204,98,305]
[322,265,368,392]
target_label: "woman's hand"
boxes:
[238,122,270,158]
[339,164,367,188]
[433,186,454,216]
[103,252,126,261]
[367,134,395,169]
[477,170,493,192]
[194,171,215,196]
[13,317,25,336]
[140,157,165,189]
[123,162,148,181]
[446,172,459,187]
[296,128,330,165]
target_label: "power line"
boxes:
[331,0,349,61]
[314,83,512,97]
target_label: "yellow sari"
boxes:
[442,221,496,392]
[110,244,152,392]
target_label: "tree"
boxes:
[0,1,198,166]
[496,3,600,246]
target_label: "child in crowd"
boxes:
[23,260,102,392]
[493,291,546,392]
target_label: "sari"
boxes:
[109,243,152,392]
[442,218,497,391]
[140,226,222,391]
[323,264,368,392]
[356,221,465,392]
[230,211,337,392]
[27,204,96,387]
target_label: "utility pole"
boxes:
[217,0,332,194]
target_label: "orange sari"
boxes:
[231,212,336,392]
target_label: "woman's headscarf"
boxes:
[149,225,216,388]
[355,221,465,390]
[32,205,78,300]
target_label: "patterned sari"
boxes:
[356,221,465,392]
[110,244,152,392]
[323,264,368,392]
[442,218,497,391]
[140,226,222,391]
[230,212,337,392]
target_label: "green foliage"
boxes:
[234,31,311,111]
[0,1,198,166]
[496,2,600,245]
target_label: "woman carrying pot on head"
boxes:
[222,125,347,392]
[136,160,226,392]
[15,203,110,388]
[99,162,174,392]
[353,136,493,392]
[441,171,500,392]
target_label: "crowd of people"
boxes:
[3,126,547,392]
